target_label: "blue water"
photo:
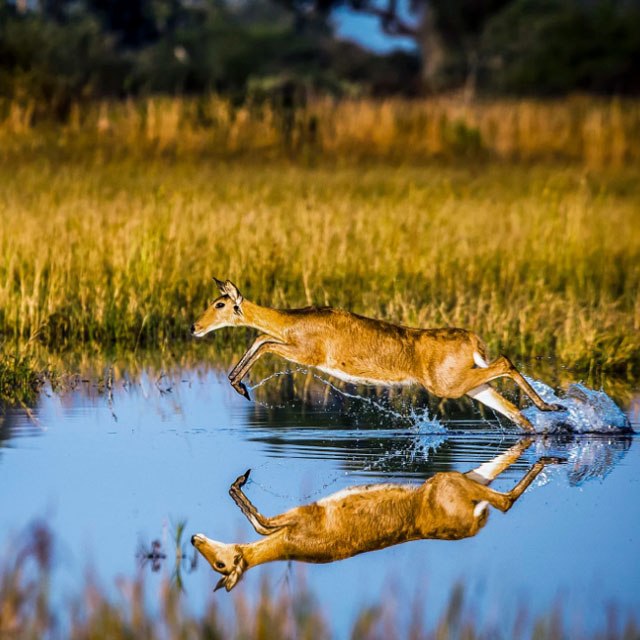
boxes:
[0,369,638,635]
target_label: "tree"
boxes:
[271,0,513,91]
[480,0,640,95]
[272,0,640,95]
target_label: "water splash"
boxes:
[310,373,447,434]
[251,369,632,435]
[522,378,632,434]
[406,406,447,435]
[249,368,305,391]
[308,377,447,472]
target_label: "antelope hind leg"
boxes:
[502,357,564,412]
[465,437,534,485]
[467,384,535,432]
[473,456,567,512]
[471,353,563,413]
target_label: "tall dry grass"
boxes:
[1,95,639,167]
[1,157,638,379]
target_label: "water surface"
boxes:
[1,369,638,635]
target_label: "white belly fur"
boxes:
[316,483,394,506]
[316,365,414,387]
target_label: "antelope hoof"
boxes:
[232,381,251,401]
[233,469,251,488]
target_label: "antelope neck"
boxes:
[240,300,292,341]
[240,537,284,567]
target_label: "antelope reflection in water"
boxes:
[192,439,565,591]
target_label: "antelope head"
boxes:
[191,533,247,592]
[191,278,244,337]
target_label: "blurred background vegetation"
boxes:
[1,0,639,121]
[1,0,639,405]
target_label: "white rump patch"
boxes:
[473,500,489,517]
[473,352,489,368]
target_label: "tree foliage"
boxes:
[480,0,640,94]
[0,0,419,116]
[0,0,638,112]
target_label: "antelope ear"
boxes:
[222,280,243,307]
[224,563,244,591]
[213,277,226,293]
[214,562,245,592]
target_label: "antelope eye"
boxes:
[215,561,225,569]
[215,302,225,309]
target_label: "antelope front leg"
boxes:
[228,469,285,535]
[228,340,290,400]
[229,335,274,398]
[229,335,273,381]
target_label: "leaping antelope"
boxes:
[192,439,565,591]
[191,279,563,431]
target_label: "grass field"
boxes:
[1,98,639,404]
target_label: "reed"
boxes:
[1,96,639,166]
[1,523,637,639]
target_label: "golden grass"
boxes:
[1,96,639,392]
[0,153,638,380]
[1,95,640,167]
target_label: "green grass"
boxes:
[1,153,638,387]
[0,350,45,408]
